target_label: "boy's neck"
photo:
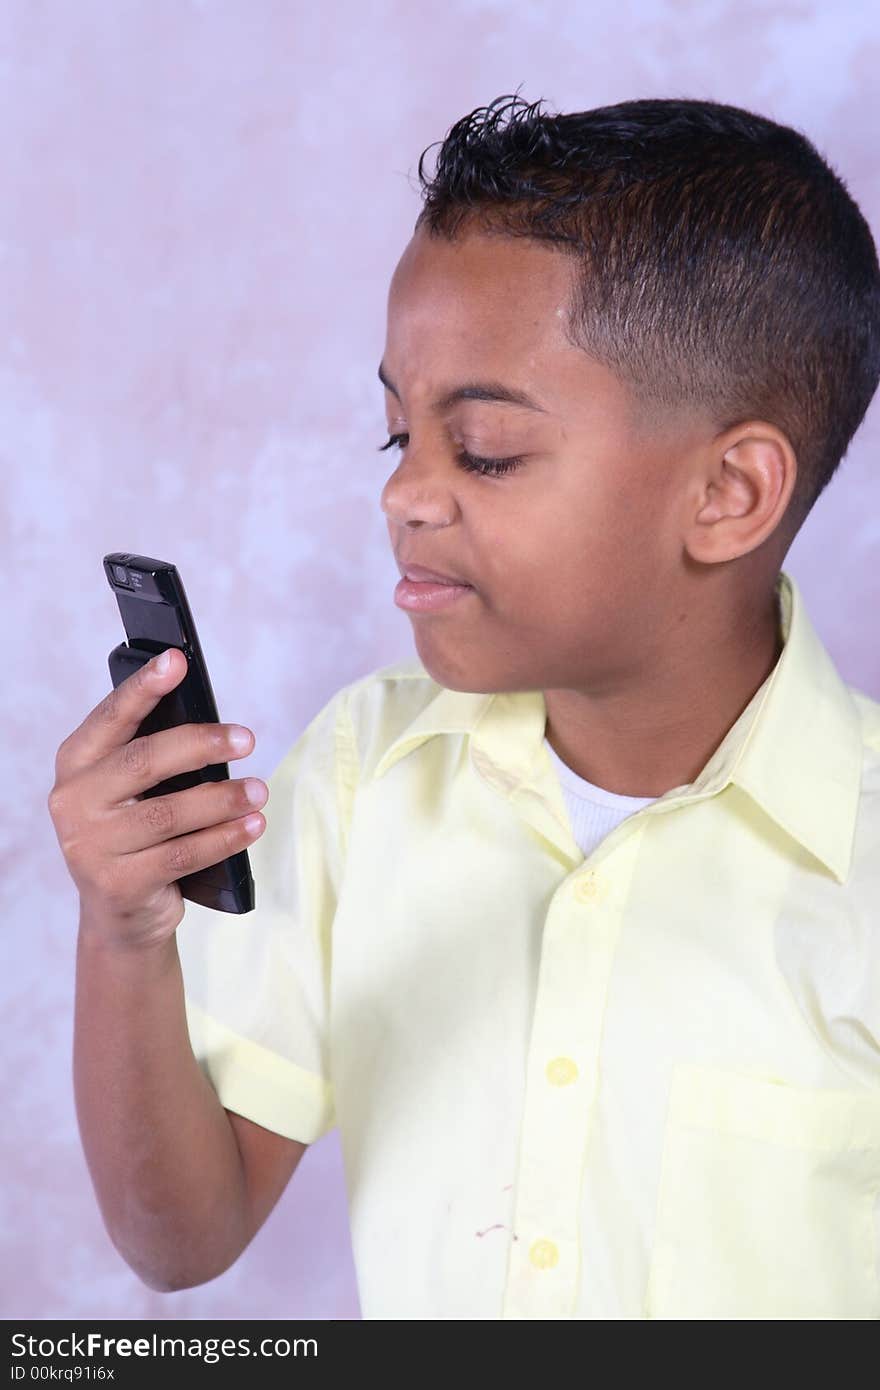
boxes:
[543,592,784,800]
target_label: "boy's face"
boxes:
[379,223,739,696]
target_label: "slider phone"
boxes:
[103,552,255,914]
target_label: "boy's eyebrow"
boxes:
[377,361,550,414]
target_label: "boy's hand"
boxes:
[48,648,268,952]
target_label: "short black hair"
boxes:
[414,91,880,538]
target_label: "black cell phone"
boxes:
[103,552,255,914]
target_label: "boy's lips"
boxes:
[393,558,476,613]
[396,560,473,587]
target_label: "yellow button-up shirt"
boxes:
[177,569,880,1319]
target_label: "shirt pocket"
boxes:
[644,1063,880,1320]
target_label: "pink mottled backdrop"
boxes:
[2,0,878,1320]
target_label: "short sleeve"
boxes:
[176,682,359,1144]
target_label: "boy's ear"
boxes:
[688,422,797,563]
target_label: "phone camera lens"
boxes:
[113,565,130,584]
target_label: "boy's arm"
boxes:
[226,1109,307,1249]
[74,919,307,1293]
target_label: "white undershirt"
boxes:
[544,737,659,859]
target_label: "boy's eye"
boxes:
[377,432,524,479]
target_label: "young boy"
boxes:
[63,94,880,1320]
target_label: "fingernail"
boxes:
[155,650,170,673]
[244,778,266,805]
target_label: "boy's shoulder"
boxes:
[848,685,880,852]
[848,682,880,757]
[336,658,482,782]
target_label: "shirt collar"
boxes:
[370,570,863,884]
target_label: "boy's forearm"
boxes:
[73,917,251,1291]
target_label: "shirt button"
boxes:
[574,871,603,902]
[529,1238,559,1269]
[545,1056,579,1086]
